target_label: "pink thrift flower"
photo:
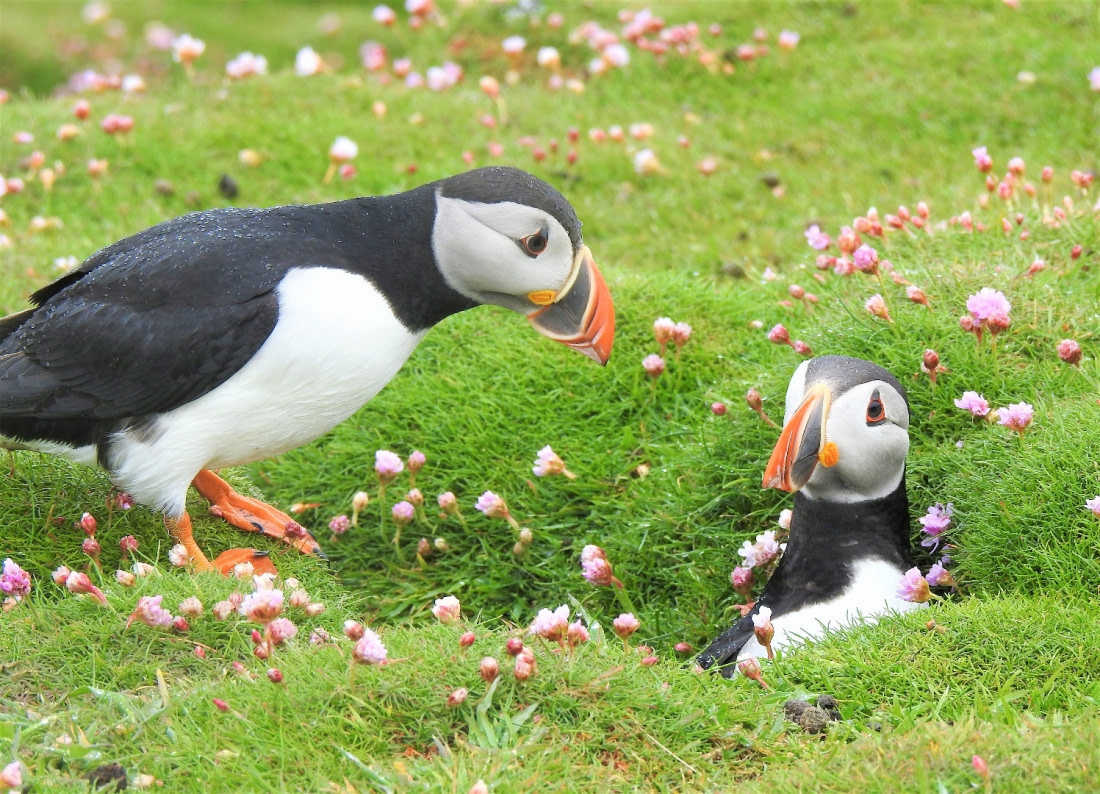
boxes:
[711,402,727,416]
[168,544,190,567]
[804,224,830,250]
[738,530,781,569]
[766,324,790,345]
[480,656,500,682]
[566,620,590,647]
[972,146,993,173]
[997,402,1034,435]
[533,445,574,478]
[329,515,350,535]
[896,567,931,603]
[374,449,404,484]
[966,288,1011,324]
[432,595,461,624]
[352,628,388,664]
[239,589,284,624]
[792,340,812,356]
[778,30,800,50]
[268,617,298,645]
[1085,496,1100,518]
[906,285,930,306]
[1,761,23,790]
[127,594,174,628]
[172,33,205,65]
[178,596,203,617]
[1057,339,1082,366]
[642,354,666,379]
[778,509,793,530]
[392,501,415,526]
[0,558,32,599]
[62,571,107,606]
[407,450,426,475]
[954,391,990,417]
[852,244,880,274]
[919,502,953,550]
[653,316,675,350]
[119,535,139,555]
[925,560,954,588]
[612,612,640,639]
[80,512,98,535]
[580,544,621,587]
[529,604,570,642]
[437,491,459,515]
[864,294,892,322]
[474,490,510,520]
[672,322,692,347]
[1090,66,1100,92]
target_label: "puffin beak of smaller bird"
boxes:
[526,244,615,365]
[762,383,838,492]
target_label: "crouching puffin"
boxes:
[0,166,614,572]
[698,355,924,676]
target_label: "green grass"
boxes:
[2,0,1100,790]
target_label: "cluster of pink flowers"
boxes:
[737,530,782,570]
[1,558,32,610]
[919,502,954,551]
[961,288,1011,342]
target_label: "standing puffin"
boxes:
[0,166,614,572]
[698,356,924,676]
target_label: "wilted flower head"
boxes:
[352,628,388,665]
[997,402,1034,435]
[432,595,461,624]
[896,567,931,603]
[529,604,570,642]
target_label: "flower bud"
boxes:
[266,667,284,684]
[447,687,468,707]
[479,656,500,682]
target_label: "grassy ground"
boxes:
[1,1,1099,791]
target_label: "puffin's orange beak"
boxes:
[762,384,833,492]
[527,245,615,365]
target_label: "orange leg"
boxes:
[165,512,215,573]
[191,469,323,557]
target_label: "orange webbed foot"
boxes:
[191,469,325,558]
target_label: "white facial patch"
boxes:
[432,196,574,301]
[803,379,909,502]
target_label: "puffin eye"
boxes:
[519,228,549,257]
[866,389,886,425]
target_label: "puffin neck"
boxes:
[320,185,478,332]
[786,477,913,569]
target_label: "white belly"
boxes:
[737,557,927,661]
[108,267,425,514]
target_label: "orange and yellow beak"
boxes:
[527,244,615,365]
[762,384,839,491]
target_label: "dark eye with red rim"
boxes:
[866,389,886,424]
[519,228,549,257]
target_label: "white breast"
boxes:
[736,557,926,661]
[109,267,426,514]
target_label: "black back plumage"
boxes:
[0,170,558,449]
[697,481,913,675]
